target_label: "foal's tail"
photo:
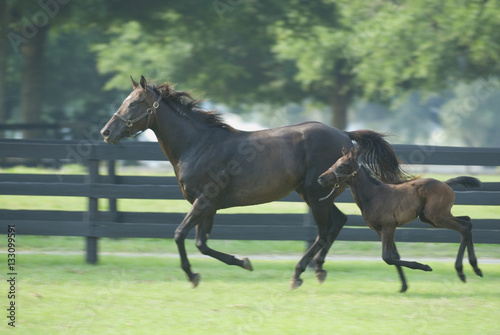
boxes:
[445,176,482,189]
[344,129,413,184]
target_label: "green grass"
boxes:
[2,234,500,261]
[2,254,499,334]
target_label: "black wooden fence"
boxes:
[0,139,499,263]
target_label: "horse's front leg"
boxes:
[290,233,326,289]
[379,226,431,293]
[380,230,410,293]
[312,204,348,284]
[174,197,216,288]
[291,202,345,289]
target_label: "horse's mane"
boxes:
[151,83,238,133]
[348,129,414,184]
[360,165,383,186]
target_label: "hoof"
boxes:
[190,273,200,288]
[423,264,432,272]
[400,284,408,293]
[242,257,253,271]
[474,267,483,278]
[290,277,303,290]
[316,270,327,284]
[458,272,466,283]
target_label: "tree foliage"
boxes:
[92,2,304,106]
[3,0,499,145]
[353,0,500,99]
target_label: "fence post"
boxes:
[86,157,99,264]
[107,160,118,222]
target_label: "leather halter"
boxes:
[319,165,361,201]
[327,166,360,189]
[113,88,163,137]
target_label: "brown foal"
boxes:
[318,147,483,292]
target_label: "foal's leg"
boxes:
[455,216,482,278]
[429,215,482,282]
[379,226,432,292]
[378,228,408,293]
[195,214,253,271]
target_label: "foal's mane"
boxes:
[359,165,383,186]
[349,130,414,184]
[150,82,238,133]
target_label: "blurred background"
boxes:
[2,0,500,146]
[1,4,499,332]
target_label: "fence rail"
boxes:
[0,139,499,263]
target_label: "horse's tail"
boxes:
[344,129,412,184]
[445,176,482,189]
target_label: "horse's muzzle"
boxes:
[317,170,337,187]
[100,117,127,144]
[101,127,121,144]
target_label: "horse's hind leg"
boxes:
[455,216,482,278]
[428,215,482,282]
[195,214,253,271]
[454,216,482,280]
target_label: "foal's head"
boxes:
[318,147,359,188]
[101,76,161,144]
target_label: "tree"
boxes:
[354,0,500,99]
[0,0,10,130]
[346,0,500,146]
[271,0,399,129]
[4,1,55,138]
[439,78,500,147]
[93,1,306,110]
[271,1,349,128]
[2,0,172,138]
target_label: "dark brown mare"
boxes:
[318,147,483,292]
[101,75,409,289]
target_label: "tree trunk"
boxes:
[20,24,49,139]
[330,87,352,130]
[0,1,10,133]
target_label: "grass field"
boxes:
[1,253,499,334]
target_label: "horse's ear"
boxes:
[342,147,348,156]
[139,75,148,91]
[131,76,139,90]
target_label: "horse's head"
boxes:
[101,75,162,144]
[317,147,359,188]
